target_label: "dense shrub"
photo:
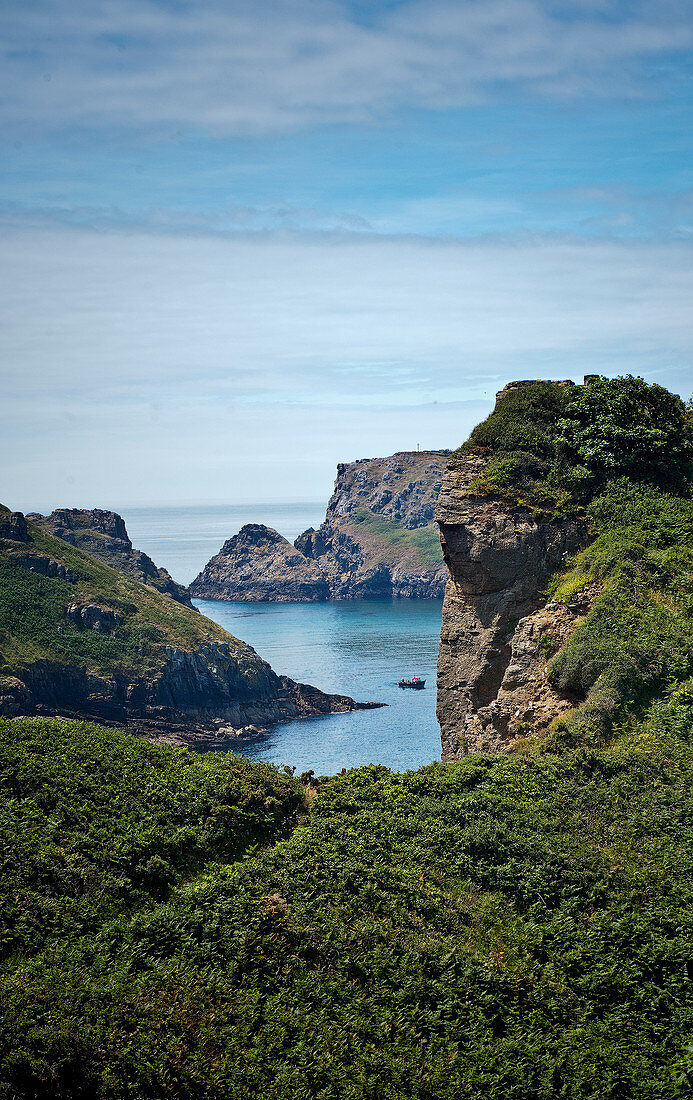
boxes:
[545,479,693,741]
[557,375,693,493]
[1,707,692,1098]
[0,718,303,958]
[455,375,692,513]
[458,381,571,460]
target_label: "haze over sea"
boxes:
[123,503,443,775]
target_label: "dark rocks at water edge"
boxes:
[0,505,382,750]
[190,451,449,602]
[28,507,194,608]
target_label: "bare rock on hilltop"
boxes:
[29,508,194,608]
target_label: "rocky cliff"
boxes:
[190,452,448,601]
[436,442,589,760]
[28,508,193,608]
[0,507,377,748]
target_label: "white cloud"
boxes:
[1,223,691,504]
[1,0,692,136]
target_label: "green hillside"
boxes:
[2,376,692,1097]
[1,704,691,1098]
[0,505,251,680]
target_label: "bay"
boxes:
[195,597,443,775]
[121,504,443,775]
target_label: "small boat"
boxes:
[398,677,426,689]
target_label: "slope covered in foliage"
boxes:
[0,505,254,680]
[1,704,692,1098]
[0,718,303,964]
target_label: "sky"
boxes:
[2,0,692,509]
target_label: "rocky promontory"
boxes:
[0,506,379,749]
[28,508,193,608]
[435,456,588,759]
[434,380,598,760]
[190,451,448,602]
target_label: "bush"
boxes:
[557,375,693,493]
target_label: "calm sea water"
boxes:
[121,504,443,775]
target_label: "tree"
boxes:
[557,375,693,491]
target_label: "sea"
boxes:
[122,503,443,775]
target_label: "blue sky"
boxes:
[2,0,692,507]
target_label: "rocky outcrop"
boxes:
[436,456,589,760]
[66,603,123,632]
[190,452,448,602]
[0,511,28,542]
[192,525,330,602]
[29,508,193,608]
[0,507,381,749]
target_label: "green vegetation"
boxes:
[455,376,693,516]
[351,508,442,567]
[0,718,303,960]
[546,479,693,744]
[1,709,692,1097]
[0,508,247,678]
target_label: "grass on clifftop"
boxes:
[351,509,442,568]
[0,508,247,678]
[1,709,692,1098]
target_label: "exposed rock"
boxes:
[190,524,330,601]
[0,676,31,716]
[190,452,449,602]
[0,511,28,542]
[436,455,590,759]
[29,508,194,608]
[66,603,123,632]
[11,552,77,581]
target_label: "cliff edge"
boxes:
[435,374,693,759]
[436,455,587,759]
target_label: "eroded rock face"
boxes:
[190,452,448,601]
[29,508,193,608]
[66,603,123,632]
[0,512,28,542]
[436,457,589,759]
